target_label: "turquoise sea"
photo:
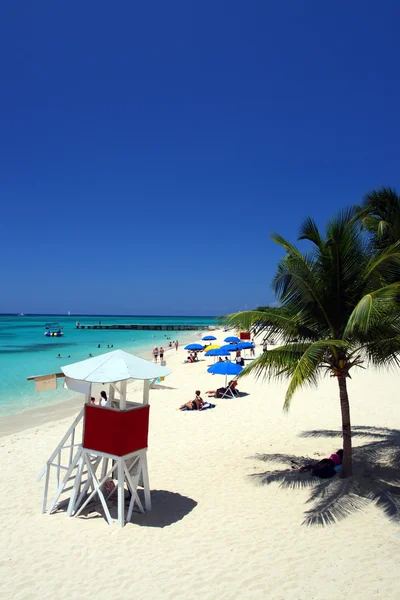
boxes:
[0,315,216,416]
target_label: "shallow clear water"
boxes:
[0,315,215,415]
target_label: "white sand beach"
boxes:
[1,333,400,599]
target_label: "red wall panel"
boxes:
[83,404,149,456]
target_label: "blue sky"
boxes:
[1,1,399,316]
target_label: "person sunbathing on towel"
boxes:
[179,390,204,410]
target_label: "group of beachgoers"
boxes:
[179,381,240,411]
[185,351,199,363]
[179,390,214,411]
[89,390,108,406]
[153,340,179,362]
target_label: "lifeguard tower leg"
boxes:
[117,457,125,528]
[100,457,109,484]
[42,464,51,514]
[124,460,144,523]
[67,453,85,517]
[73,454,102,514]
[141,451,152,511]
[47,449,82,514]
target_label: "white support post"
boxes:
[69,428,75,466]
[67,454,85,517]
[47,448,82,514]
[42,464,51,514]
[124,460,144,523]
[84,385,90,405]
[37,408,84,481]
[108,384,115,407]
[100,457,109,485]
[117,457,125,528]
[83,454,113,526]
[141,451,152,511]
[73,455,102,511]
[143,379,150,405]
[56,450,61,487]
[120,380,127,410]
[74,457,118,518]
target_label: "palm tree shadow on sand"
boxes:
[249,426,400,526]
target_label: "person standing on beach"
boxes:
[153,347,159,362]
[159,346,164,362]
[175,340,179,351]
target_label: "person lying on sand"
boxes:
[293,449,343,479]
[207,380,239,398]
[179,390,204,410]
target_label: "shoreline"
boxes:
[0,329,206,437]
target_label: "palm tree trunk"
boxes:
[337,374,352,477]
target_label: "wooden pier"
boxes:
[76,323,211,331]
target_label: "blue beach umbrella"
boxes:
[205,348,230,357]
[239,342,255,350]
[205,347,230,363]
[202,335,217,341]
[207,361,243,386]
[224,336,241,343]
[184,343,204,351]
[220,344,240,352]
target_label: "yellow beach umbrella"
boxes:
[204,344,220,351]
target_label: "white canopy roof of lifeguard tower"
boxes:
[61,349,171,383]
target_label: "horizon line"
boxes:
[0,313,220,318]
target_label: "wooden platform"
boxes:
[76,323,210,331]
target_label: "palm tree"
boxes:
[359,187,400,251]
[227,209,400,477]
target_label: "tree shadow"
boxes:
[249,426,400,526]
[56,489,197,528]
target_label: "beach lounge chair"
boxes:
[221,381,239,399]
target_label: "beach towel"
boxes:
[181,403,215,411]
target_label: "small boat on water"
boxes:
[18,313,24,316]
[44,322,64,337]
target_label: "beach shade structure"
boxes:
[205,348,230,357]
[220,344,240,353]
[235,341,255,358]
[205,347,230,363]
[238,342,255,350]
[202,335,217,341]
[203,344,220,352]
[29,350,171,528]
[184,343,204,351]
[224,336,241,343]
[207,361,243,386]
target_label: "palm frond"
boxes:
[238,343,313,382]
[284,340,348,409]
[272,255,335,336]
[344,283,400,336]
[225,309,318,342]
[364,240,400,282]
[298,216,322,247]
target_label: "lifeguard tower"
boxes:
[31,350,171,527]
